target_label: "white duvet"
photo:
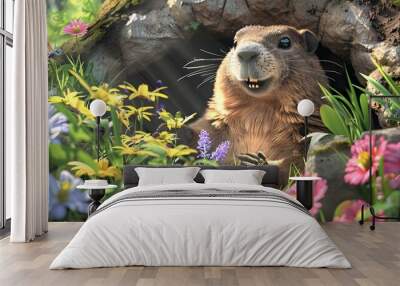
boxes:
[50,183,351,269]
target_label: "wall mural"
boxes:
[47,0,400,222]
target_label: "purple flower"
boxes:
[156,103,165,114]
[211,140,230,162]
[197,129,212,159]
[155,80,165,88]
[49,104,68,144]
[49,171,89,220]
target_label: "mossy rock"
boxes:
[306,134,359,221]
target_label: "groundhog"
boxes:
[185,25,328,185]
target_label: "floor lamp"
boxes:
[297,99,315,160]
[359,95,400,230]
[89,99,107,161]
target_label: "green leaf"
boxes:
[76,150,98,170]
[359,94,370,129]
[69,124,92,142]
[320,105,350,138]
[49,143,68,170]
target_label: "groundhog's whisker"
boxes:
[197,75,216,88]
[183,63,218,70]
[292,66,343,75]
[178,68,217,81]
[199,72,217,78]
[181,67,217,76]
[200,49,226,57]
[184,58,224,67]
[290,68,336,82]
[286,56,344,68]
[287,59,344,68]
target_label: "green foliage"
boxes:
[360,61,400,127]
[319,71,369,143]
[392,0,400,7]
[48,52,217,194]
[47,0,103,47]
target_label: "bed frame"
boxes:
[123,165,281,190]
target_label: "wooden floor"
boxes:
[0,223,399,286]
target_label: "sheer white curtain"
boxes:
[6,0,48,242]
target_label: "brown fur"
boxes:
[189,25,328,185]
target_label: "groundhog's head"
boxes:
[224,25,321,99]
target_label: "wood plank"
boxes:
[0,222,399,286]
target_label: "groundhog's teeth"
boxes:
[255,84,259,88]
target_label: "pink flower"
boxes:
[384,142,400,174]
[333,200,365,223]
[287,175,327,216]
[63,20,89,37]
[344,135,387,186]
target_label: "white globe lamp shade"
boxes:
[297,99,315,117]
[90,99,107,117]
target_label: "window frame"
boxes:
[0,0,14,232]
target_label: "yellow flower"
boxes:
[70,70,126,107]
[165,145,197,158]
[68,159,121,180]
[49,89,94,119]
[121,132,152,145]
[97,159,121,179]
[114,143,158,157]
[119,83,168,102]
[68,161,96,177]
[122,106,153,122]
[91,84,125,107]
[117,109,130,128]
[157,131,176,144]
[158,110,196,130]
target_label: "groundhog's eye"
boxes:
[278,37,291,49]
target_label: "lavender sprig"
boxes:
[211,140,230,162]
[197,129,212,159]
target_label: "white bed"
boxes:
[50,183,351,269]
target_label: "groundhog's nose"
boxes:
[237,47,260,62]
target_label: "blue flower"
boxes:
[49,171,89,220]
[197,129,212,159]
[48,104,68,144]
[211,140,230,162]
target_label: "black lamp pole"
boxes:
[304,116,309,160]
[96,116,100,162]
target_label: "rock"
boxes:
[85,43,126,83]
[350,47,377,82]
[367,127,400,143]
[306,134,359,221]
[118,7,187,67]
[70,0,400,96]
[288,0,330,31]
[372,43,400,75]
[319,1,379,57]
[366,65,400,128]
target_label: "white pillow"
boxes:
[135,167,200,186]
[200,169,266,185]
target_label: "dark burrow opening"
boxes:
[125,26,363,132]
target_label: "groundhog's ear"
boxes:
[299,29,319,54]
